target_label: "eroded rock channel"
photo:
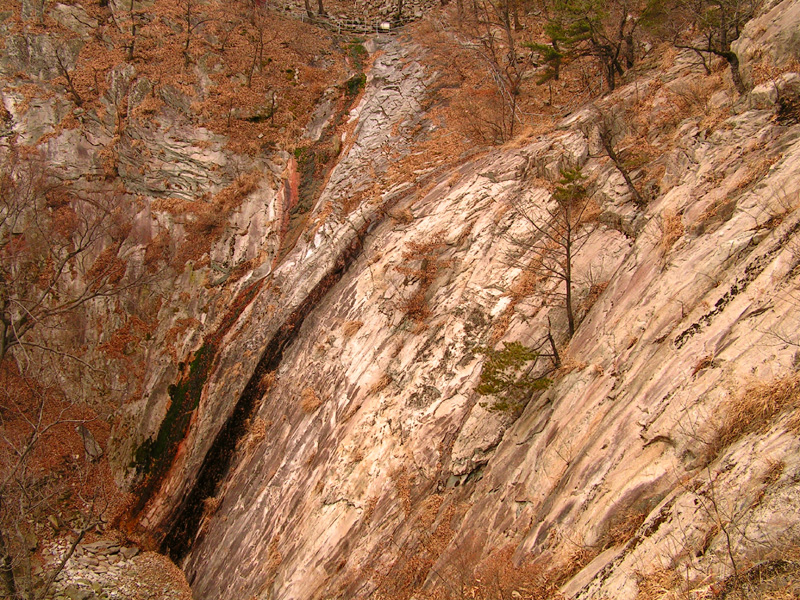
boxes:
[162,229,369,562]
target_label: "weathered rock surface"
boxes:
[142,15,800,600]
[174,8,800,600]
[6,0,800,598]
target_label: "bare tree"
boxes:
[582,107,645,206]
[0,366,110,600]
[461,0,536,141]
[0,151,142,364]
[0,148,141,599]
[53,49,83,107]
[507,167,595,336]
[182,0,211,66]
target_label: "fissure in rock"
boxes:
[161,229,370,563]
[128,280,263,521]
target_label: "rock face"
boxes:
[5,0,800,598]
[172,7,800,600]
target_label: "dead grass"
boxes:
[557,345,588,375]
[342,320,364,337]
[390,207,415,225]
[391,466,413,517]
[367,373,392,396]
[635,557,800,600]
[748,55,800,87]
[469,546,563,600]
[580,280,609,315]
[257,371,276,396]
[395,233,451,324]
[704,373,800,464]
[202,495,221,517]
[635,567,683,600]
[300,386,323,413]
[245,416,267,451]
[659,208,684,257]
[694,197,737,236]
[601,508,648,549]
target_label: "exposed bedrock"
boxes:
[171,7,800,600]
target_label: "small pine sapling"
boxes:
[475,342,551,412]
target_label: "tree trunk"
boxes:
[303,0,313,18]
[565,248,574,337]
[508,92,517,140]
[603,59,616,92]
[552,40,560,80]
[723,51,747,95]
[599,125,645,206]
[512,0,521,30]
[547,317,561,367]
[0,531,16,600]
[0,315,8,363]
[625,31,634,68]
[316,0,325,16]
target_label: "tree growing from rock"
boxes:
[582,106,646,205]
[644,0,757,94]
[507,167,596,336]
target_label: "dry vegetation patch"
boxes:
[659,208,684,257]
[300,386,323,413]
[704,372,800,464]
[1,0,346,154]
[395,232,451,325]
[341,320,363,337]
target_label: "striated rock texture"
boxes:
[169,3,800,600]
[4,0,800,597]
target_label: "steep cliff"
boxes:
[3,0,800,598]
[174,2,800,598]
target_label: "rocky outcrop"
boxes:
[174,6,800,600]
[5,0,800,598]
[128,35,437,560]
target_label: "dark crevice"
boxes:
[674,218,800,348]
[160,226,370,563]
[126,279,263,523]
